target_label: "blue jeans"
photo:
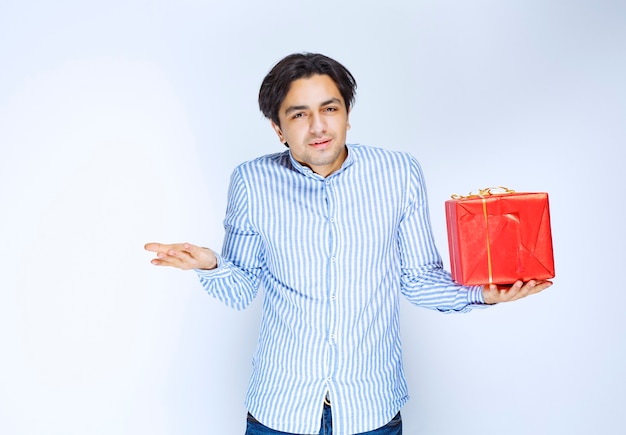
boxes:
[245,403,402,434]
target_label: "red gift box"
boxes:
[445,188,555,285]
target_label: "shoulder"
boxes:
[237,150,290,169]
[348,145,426,194]
[348,144,419,170]
[233,150,291,175]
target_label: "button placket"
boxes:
[324,178,339,356]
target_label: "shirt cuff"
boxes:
[194,252,227,277]
[467,285,487,305]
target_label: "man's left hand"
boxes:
[482,280,553,304]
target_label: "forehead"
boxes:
[281,74,344,107]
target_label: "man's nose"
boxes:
[309,113,327,134]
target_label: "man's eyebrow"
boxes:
[283,98,343,116]
[320,97,342,107]
[284,105,309,116]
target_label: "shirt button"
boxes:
[330,217,335,223]
[330,334,335,340]
[330,295,336,301]
[331,257,336,262]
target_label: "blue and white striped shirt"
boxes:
[197,144,484,434]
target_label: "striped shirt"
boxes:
[196,144,485,434]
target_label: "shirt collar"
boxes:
[288,144,356,180]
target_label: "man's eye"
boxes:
[292,113,305,119]
[325,107,338,112]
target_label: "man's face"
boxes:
[271,74,350,177]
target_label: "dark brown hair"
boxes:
[258,53,357,127]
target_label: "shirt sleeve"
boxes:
[397,156,488,312]
[194,167,265,310]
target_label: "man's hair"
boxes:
[258,53,357,127]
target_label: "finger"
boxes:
[146,242,216,270]
[145,242,193,259]
[155,249,184,264]
[508,280,534,301]
[145,242,192,253]
[145,242,168,253]
[150,257,171,266]
[151,250,193,269]
[166,248,202,268]
[500,280,523,301]
[162,244,210,270]
[511,280,553,301]
[167,243,205,263]
[484,283,511,304]
[494,280,523,302]
[150,255,179,267]
[180,243,206,259]
[526,280,553,295]
[146,243,188,267]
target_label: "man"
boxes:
[145,53,551,435]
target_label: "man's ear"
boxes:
[271,121,286,144]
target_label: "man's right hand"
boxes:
[144,242,218,270]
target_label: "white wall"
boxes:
[1,1,624,434]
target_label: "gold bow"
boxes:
[450,186,515,200]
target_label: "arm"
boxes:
[398,156,552,309]
[398,157,483,312]
[144,168,265,310]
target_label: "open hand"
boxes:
[144,242,218,270]
[482,280,552,304]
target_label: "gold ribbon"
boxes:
[450,186,515,200]
[451,186,516,284]
[482,197,493,284]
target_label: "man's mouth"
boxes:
[310,138,332,148]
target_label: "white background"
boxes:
[1,1,624,434]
